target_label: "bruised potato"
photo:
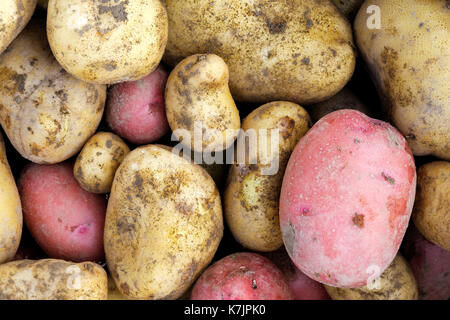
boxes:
[0,259,108,300]
[47,0,168,84]
[74,132,130,194]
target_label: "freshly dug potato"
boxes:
[0,0,37,55]
[331,0,365,19]
[191,252,293,300]
[325,254,418,300]
[164,0,356,105]
[166,54,241,153]
[412,161,449,251]
[47,0,168,84]
[224,102,310,252]
[105,145,223,300]
[0,132,22,264]
[19,162,107,262]
[74,132,130,194]
[280,110,416,288]
[354,0,450,159]
[0,20,106,164]
[0,259,108,300]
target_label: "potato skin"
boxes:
[74,132,130,194]
[325,254,418,300]
[354,0,450,159]
[0,259,108,300]
[0,20,106,164]
[105,145,223,300]
[47,0,168,84]
[224,102,310,252]
[0,132,22,264]
[280,110,416,288]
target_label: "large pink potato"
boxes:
[280,110,416,288]
[106,65,169,145]
[191,253,293,300]
[19,162,107,262]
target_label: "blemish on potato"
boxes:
[352,213,365,228]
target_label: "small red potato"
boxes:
[191,252,293,300]
[19,162,107,262]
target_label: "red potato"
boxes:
[191,252,293,300]
[280,110,416,288]
[19,162,107,262]
[106,65,169,145]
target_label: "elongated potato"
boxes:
[105,145,223,300]
[0,132,22,264]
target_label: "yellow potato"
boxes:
[0,259,108,300]
[105,145,223,299]
[47,0,168,84]
[0,20,106,164]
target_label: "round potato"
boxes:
[74,132,130,194]
[325,254,418,300]
[0,259,108,300]
[47,0,168,84]
[0,20,106,164]
[224,101,310,252]
[412,161,449,251]
[105,145,224,300]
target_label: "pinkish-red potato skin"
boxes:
[106,65,169,145]
[19,162,107,262]
[280,109,416,288]
[191,253,294,300]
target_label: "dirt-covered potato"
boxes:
[224,102,310,252]
[105,145,224,300]
[47,0,168,84]
[412,161,450,251]
[74,132,130,194]
[0,20,106,164]
[0,132,22,264]
[164,0,356,105]
[166,54,241,153]
[0,0,37,55]
[355,0,450,159]
[325,254,418,300]
[0,259,108,300]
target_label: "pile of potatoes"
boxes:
[0,0,448,300]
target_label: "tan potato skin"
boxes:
[105,145,223,300]
[224,102,310,252]
[164,0,355,105]
[165,54,241,153]
[74,132,130,194]
[0,20,106,164]
[325,254,418,300]
[413,161,450,251]
[0,133,22,264]
[47,0,168,84]
[0,259,108,300]
[354,0,450,159]
[0,0,37,55]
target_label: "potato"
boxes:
[224,101,310,252]
[107,276,131,300]
[354,0,450,159]
[191,252,293,300]
[331,0,365,19]
[74,132,130,194]
[106,65,169,145]
[105,145,223,300]
[325,254,418,300]
[165,54,241,153]
[0,0,36,55]
[0,259,107,300]
[164,0,355,105]
[47,0,168,84]
[19,162,107,262]
[0,132,22,264]
[279,110,416,288]
[0,20,106,165]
